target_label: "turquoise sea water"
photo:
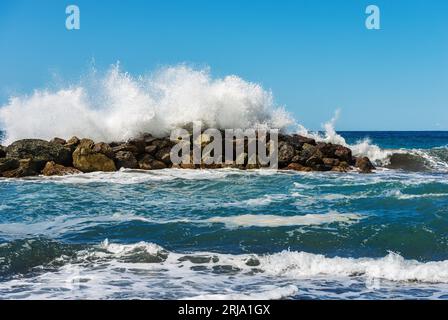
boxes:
[1,131,448,300]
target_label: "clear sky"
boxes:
[0,0,447,130]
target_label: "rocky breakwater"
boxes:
[0,133,375,177]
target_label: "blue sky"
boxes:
[0,0,447,130]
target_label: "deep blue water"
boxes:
[1,131,448,299]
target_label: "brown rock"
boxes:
[144,145,157,154]
[112,143,139,155]
[0,158,20,173]
[334,145,353,163]
[127,138,146,154]
[2,159,39,178]
[65,136,80,152]
[138,154,155,170]
[42,161,82,176]
[323,158,340,167]
[278,141,295,166]
[355,157,375,173]
[50,137,66,145]
[93,142,114,159]
[155,147,172,165]
[72,139,116,172]
[151,160,167,170]
[286,163,313,172]
[115,151,138,169]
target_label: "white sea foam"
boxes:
[205,212,362,228]
[0,65,294,144]
[1,240,448,299]
[296,110,392,164]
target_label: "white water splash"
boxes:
[0,64,294,144]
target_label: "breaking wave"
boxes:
[0,64,294,144]
[1,239,448,299]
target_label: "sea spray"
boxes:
[0,65,294,144]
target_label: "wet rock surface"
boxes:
[0,132,374,177]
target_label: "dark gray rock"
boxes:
[0,146,6,158]
[115,151,138,169]
[2,158,39,178]
[155,147,172,165]
[138,154,155,170]
[6,139,72,170]
[0,158,20,173]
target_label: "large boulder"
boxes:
[65,136,80,152]
[355,157,375,173]
[155,147,172,165]
[0,158,20,174]
[278,141,295,166]
[334,145,353,163]
[93,142,114,159]
[112,143,139,155]
[72,139,116,173]
[115,151,138,169]
[2,159,39,178]
[279,134,316,149]
[42,161,82,176]
[6,139,72,170]
[138,154,155,170]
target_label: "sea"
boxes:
[1,131,448,300]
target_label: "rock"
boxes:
[150,160,167,170]
[334,145,353,163]
[323,158,340,167]
[286,163,313,172]
[155,147,172,165]
[315,142,337,159]
[112,143,139,155]
[279,134,316,149]
[151,138,173,149]
[0,146,7,158]
[65,136,80,152]
[93,142,114,159]
[331,161,350,173]
[278,141,295,166]
[305,155,324,168]
[144,145,157,154]
[115,151,138,169]
[127,138,146,154]
[136,132,157,145]
[66,136,80,146]
[72,139,116,172]
[6,139,72,170]
[2,159,39,178]
[138,154,155,170]
[355,157,375,173]
[295,143,317,164]
[42,161,82,176]
[0,158,20,173]
[50,137,66,145]
[387,153,428,171]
